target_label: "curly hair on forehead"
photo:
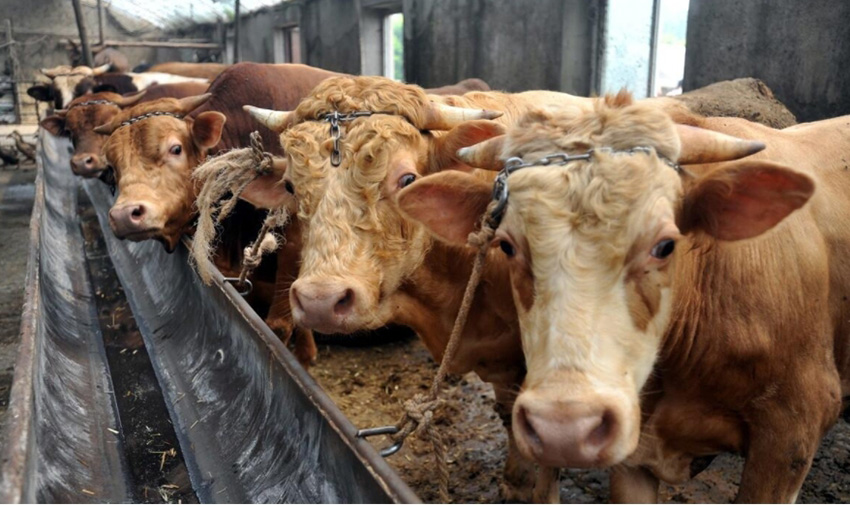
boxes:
[293,76,435,128]
[504,91,681,163]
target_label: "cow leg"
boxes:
[292,327,317,368]
[735,376,840,504]
[609,465,658,503]
[532,467,560,503]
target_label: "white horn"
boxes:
[422,102,504,130]
[243,105,295,133]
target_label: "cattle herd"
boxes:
[29,58,850,503]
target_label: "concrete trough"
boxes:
[0,132,419,503]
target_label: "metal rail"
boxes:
[0,132,419,503]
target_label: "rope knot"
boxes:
[249,131,274,175]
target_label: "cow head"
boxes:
[96,94,224,252]
[396,95,814,469]
[27,64,110,109]
[241,76,503,334]
[40,90,146,177]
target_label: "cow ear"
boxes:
[397,171,493,244]
[27,84,54,102]
[679,160,814,241]
[433,120,506,172]
[40,115,67,137]
[240,158,293,209]
[192,111,226,150]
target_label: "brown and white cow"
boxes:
[397,93,850,502]
[39,82,210,178]
[27,64,209,109]
[241,75,604,501]
[92,63,344,367]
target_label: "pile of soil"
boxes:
[312,337,850,503]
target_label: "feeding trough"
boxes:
[0,132,419,503]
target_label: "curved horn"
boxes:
[114,89,148,107]
[421,102,504,130]
[456,135,507,171]
[41,65,71,78]
[243,105,295,133]
[91,63,111,76]
[93,119,120,135]
[176,93,212,114]
[676,125,766,165]
[54,108,69,118]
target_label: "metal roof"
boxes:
[88,0,290,30]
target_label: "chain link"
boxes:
[490,146,681,226]
[67,99,116,110]
[320,110,391,167]
[119,111,184,129]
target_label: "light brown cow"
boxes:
[93,64,347,368]
[396,93,850,502]
[241,75,606,501]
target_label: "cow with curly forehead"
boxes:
[398,93,850,502]
[240,75,606,501]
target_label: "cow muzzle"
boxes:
[108,201,161,240]
[512,387,637,468]
[70,152,106,178]
[290,277,369,334]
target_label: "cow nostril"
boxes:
[84,156,94,166]
[334,289,354,315]
[516,406,542,449]
[130,205,146,222]
[588,409,615,448]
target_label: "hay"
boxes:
[190,132,288,284]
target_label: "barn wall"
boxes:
[403,0,603,94]
[684,0,850,121]
[0,0,163,80]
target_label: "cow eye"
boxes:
[398,173,416,188]
[169,144,182,156]
[284,180,295,195]
[651,238,676,259]
[499,240,515,257]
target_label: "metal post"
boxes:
[97,0,104,47]
[233,0,241,63]
[71,0,93,66]
[5,19,20,123]
[647,0,662,97]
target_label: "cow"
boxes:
[395,93,850,502]
[26,64,208,109]
[239,75,609,502]
[91,63,345,368]
[148,62,230,80]
[39,82,210,178]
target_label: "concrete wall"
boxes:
[403,0,604,93]
[684,0,850,122]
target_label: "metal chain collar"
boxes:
[118,111,184,129]
[67,99,116,110]
[489,146,683,226]
[320,111,392,167]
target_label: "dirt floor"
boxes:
[0,164,36,452]
[312,336,850,503]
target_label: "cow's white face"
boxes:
[496,151,682,468]
[397,96,813,471]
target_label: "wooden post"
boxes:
[233,0,241,63]
[97,0,104,47]
[71,0,93,66]
[5,20,20,123]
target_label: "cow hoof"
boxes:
[500,481,534,503]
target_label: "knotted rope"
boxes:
[389,208,498,503]
[191,131,288,284]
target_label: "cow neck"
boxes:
[398,233,522,380]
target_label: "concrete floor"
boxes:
[0,164,37,452]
